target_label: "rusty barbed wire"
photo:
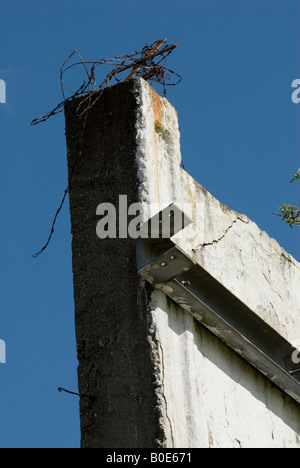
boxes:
[31,39,181,126]
[58,387,96,400]
[31,40,182,258]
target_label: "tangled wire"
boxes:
[31,39,181,126]
[31,39,181,258]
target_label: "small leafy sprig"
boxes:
[290,169,300,183]
[275,169,300,228]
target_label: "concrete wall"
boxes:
[65,78,300,448]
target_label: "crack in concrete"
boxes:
[261,272,284,303]
[195,217,250,250]
[157,339,175,448]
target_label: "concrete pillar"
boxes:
[65,81,167,448]
[65,78,300,448]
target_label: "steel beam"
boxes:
[137,206,300,405]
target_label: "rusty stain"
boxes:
[152,88,163,130]
[151,88,163,204]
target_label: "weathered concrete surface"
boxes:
[134,78,300,345]
[65,83,166,448]
[65,78,300,448]
[133,78,300,447]
[150,291,300,448]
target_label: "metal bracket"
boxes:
[137,205,300,405]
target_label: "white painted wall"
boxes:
[134,78,300,448]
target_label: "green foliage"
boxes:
[276,204,300,228]
[290,169,300,183]
[275,169,300,228]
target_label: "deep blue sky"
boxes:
[0,0,299,448]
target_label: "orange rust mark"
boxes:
[151,88,163,130]
[151,89,162,205]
